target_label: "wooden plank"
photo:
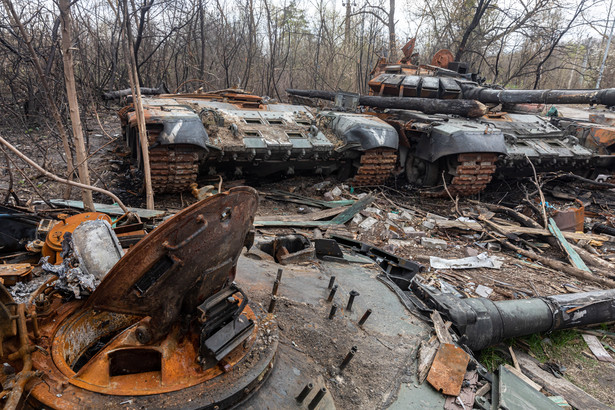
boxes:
[417,339,440,384]
[503,364,542,391]
[431,311,454,344]
[50,199,168,219]
[254,220,344,228]
[263,190,354,209]
[254,206,348,222]
[330,195,375,224]
[582,334,615,363]
[435,220,609,242]
[254,195,374,228]
[515,350,611,410]
[548,218,591,273]
[509,346,521,371]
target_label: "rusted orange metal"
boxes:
[41,213,112,264]
[553,199,585,232]
[426,343,470,396]
[0,264,32,286]
[431,49,454,68]
[30,298,259,396]
[353,148,397,186]
[26,187,277,408]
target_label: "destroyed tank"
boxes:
[119,89,399,193]
[367,46,615,194]
[289,44,615,196]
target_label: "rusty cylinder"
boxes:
[268,296,277,313]
[358,309,372,326]
[327,285,338,303]
[308,387,327,410]
[296,382,314,403]
[339,346,357,372]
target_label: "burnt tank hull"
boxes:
[119,90,399,193]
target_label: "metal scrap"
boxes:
[429,252,503,270]
[426,343,470,396]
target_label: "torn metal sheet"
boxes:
[72,220,124,281]
[497,365,561,410]
[430,252,503,270]
[85,187,259,342]
[254,194,374,227]
[426,343,470,396]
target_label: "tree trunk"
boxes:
[59,0,95,211]
[1,0,75,199]
[122,0,154,209]
[455,0,492,62]
[388,0,396,60]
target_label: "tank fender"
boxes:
[327,112,398,150]
[126,109,210,151]
[414,124,507,162]
[156,116,210,150]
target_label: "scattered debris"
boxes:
[430,252,503,270]
[515,350,612,410]
[581,333,615,363]
[421,237,448,250]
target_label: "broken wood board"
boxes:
[548,218,591,273]
[254,195,374,228]
[435,219,609,242]
[417,339,439,384]
[430,311,453,344]
[503,364,542,391]
[582,333,614,363]
[426,343,470,396]
[255,206,348,222]
[514,349,611,410]
[50,199,169,219]
[263,190,354,209]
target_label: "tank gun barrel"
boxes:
[460,84,615,107]
[413,281,615,351]
[286,89,488,118]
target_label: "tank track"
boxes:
[423,153,497,197]
[353,148,398,186]
[149,147,199,193]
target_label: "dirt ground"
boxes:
[2,110,615,407]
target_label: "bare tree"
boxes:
[59,0,94,210]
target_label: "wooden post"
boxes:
[59,0,95,211]
[121,0,154,209]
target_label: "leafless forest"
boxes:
[0,0,614,144]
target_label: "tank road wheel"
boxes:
[404,153,440,187]
[353,148,397,186]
